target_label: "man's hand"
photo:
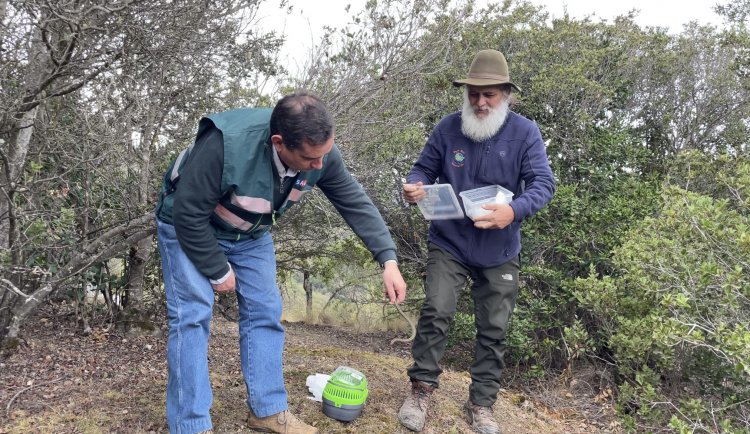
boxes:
[211,268,237,293]
[472,203,515,230]
[402,182,425,204]
[382,261,407,304]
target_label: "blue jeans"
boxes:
[157,220,287,434]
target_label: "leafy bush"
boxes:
[509,176,662,371]
[447,311,476,349]
[575,152,750,432]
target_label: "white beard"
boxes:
[460,92,510,142]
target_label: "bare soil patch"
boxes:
[1,302,620,433]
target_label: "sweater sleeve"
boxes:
[406,126,443,185]
[172,127,232,280]
[509,124,556,222]
[316,145,398,265]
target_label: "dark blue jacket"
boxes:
[406,111,555,268]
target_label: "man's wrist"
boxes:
[381,259,398,269]
[209,264,232,284]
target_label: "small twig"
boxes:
[6,377,66,415]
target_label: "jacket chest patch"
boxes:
[451,149,466,168]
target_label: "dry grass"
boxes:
[0,302,617,434]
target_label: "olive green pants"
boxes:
[407,243,520,406]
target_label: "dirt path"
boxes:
[0,304,617,433]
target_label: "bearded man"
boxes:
[398,49,555,434]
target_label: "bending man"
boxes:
[156,91,407,434]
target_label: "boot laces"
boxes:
[411,387,431,410]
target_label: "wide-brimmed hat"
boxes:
[452,49,521,92]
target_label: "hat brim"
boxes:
[452,78,521,92]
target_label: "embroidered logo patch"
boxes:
[295,179,307,188]
[452,149,466,168]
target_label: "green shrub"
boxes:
[508,176,662,371]
[447,312,476,348]
[575,153,750,432]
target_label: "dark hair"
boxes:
[499,84,513,95]
[270,91,334,150]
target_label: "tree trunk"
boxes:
[124,125,155,304]
[125,238,150,307]
[0,0,6,60]
[1,18,46,253]
[118,236,156,335]
[318,286,345,323]
[1,278,56,352]
[119,126,155,334]
[303,271,313,322]
[1,105,39,259]
[0,213,155,349]
[0,100,10,250]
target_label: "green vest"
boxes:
[157,108,327,240]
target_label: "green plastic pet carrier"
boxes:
[322,366,369,422]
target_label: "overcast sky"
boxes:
[255,0,725,70]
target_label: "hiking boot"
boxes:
[397,380,435,432]
[247,409,318,434]
[464,400,501,434]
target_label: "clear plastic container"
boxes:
[415,184,464,220]
[459,185,514,220]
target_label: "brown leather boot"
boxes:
[464,400,501,434]
[247,409,318,434]
[397,380,435,432]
